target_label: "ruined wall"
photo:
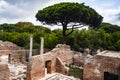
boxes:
[9,51,26,63]
[27,53,56,80]
[52,44,74,65]
[0,63,10,80]
[0,41,26,63]
[27,55,45,80]
[73,52,84,65]
[83,55,120,80]
[56,57,68,75]
[83,57,103,80]
[27,44,74,80]
[43,52,56,73]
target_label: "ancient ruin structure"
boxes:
[0,41,27,80]
[0,41,26,64]
[27,44,74,80]
[84,50,120,80]
[0,39,120,80]
[27,43,120,80]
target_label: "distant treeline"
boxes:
[0,22,120,51]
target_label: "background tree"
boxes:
[0,23,17,32]
[0,21,120,51]
[99,22,120,33]
[36,2,103,43]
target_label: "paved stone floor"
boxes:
[40,73,80,80]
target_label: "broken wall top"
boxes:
[96,50,120,58]
[0,40,25,55]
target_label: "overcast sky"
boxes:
[0,0,120,29]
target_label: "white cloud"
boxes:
[94,6,120,25]
[0,0,120,29]
[0,0,30,23]
[0,0,7,6]
[0,0,8,12]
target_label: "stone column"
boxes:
[29,36,33,60]
[40,37,44,54]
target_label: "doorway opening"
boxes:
[104,72,118,80]
[8,54,11,63]
[45,60,52,74]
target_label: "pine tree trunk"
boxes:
[62,23,67,44]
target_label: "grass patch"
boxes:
[68,66,83,80]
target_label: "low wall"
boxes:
[83,55,120,80]
[0,63,10,80]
